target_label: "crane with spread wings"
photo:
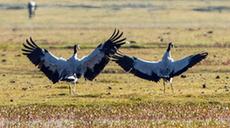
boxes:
[112,42,208,93]
[22,29,126,95]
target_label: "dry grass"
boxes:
[0,0,230,127]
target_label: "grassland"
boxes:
[0,0,230,127]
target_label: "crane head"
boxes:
[169,42,174,48]
[74,44,80,54]
[167,42,174,52]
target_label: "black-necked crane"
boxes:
[112,42,208,93]
[22,29,126,95]
[28,0,37,19]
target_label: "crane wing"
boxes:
[112,53,161,82]
[170,52,208,77]
[22,38,71,83]
[81,29,126,80]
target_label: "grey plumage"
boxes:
[22,29,126,95]
[112,42,208,93]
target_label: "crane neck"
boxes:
[73,45,77,54]
[72,45,79,60]
[162,51,171,60]
[163,43,172,60]
[167,43,171,52]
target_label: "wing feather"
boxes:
[170,52,208,77]
[29,37,40,47]
[23,43,34,50]
[112,52,161,82]
[81,29,126,80]
[22,38,70,83]
[26,39,37,48]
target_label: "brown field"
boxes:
[0,0,230,127]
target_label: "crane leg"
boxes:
[72,83,76,95]
[170,83,174,93]
[69,83,76,96]
[169,78,174,93]
[69,84,72,95]
[163,81,166,93]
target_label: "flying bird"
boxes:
[22,29,126,95]
[112,42,208,93]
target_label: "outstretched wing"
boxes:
[22,38,70,83]
[81,29,126,81]
[170,52,208,77]
[112,52,161,82]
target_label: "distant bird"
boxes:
[22,29,126,95]
[28,0,37,19]
[112,42,208,93]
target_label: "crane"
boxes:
[112,42,208,93]
[22,29,126,95]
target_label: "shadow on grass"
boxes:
[74,93,105,98]
[49,93,105,98]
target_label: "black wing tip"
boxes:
[184,52,208,71]
[109,28,126,43]
[114,38,126,44]
[170,52,208,77]
[200,52,208,58]
[22,37,40,51]
[22,37,36,55]
[111,52,135,72]
[22,38,46,65]
[101,29,126,55]
[195,52,208,61]
[109,29,118,40]
[110,51,125,61]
